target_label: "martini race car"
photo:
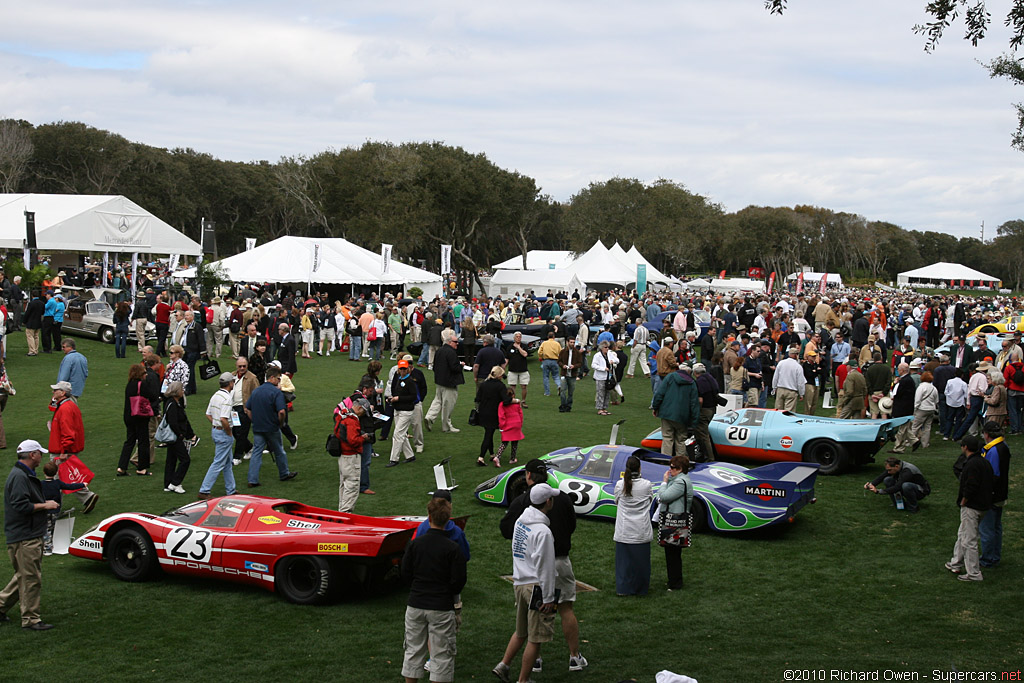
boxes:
[69,495,424,604]
[641,408,912,475]
[475,441,819,532]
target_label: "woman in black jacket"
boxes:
[162,380,195,493]
[475,366,511,466]
[118,363,159,476]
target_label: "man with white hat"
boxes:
[198,372,238,499]
[1,439,60,630]
[492,483,559,683]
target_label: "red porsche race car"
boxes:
[69,495,423,604]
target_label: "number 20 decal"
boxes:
[725,426,750,445]
[166,527,213,563]
[558,479,601,513]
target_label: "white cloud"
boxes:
[0,0,1021,237]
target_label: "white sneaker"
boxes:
[232,459,242,466]
[492,661,511,683]
[290,436,299,450]
[568,654,588,671]
[415,445,423,454]
[533,657,543,672]
[171,484,186,494]
[243,451,252,461]
[447,427,461,434]
[164,485,175,492]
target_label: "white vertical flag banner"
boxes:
[130,253,139,299]
[102,252,109,287]
[381,244,392,274]
[312,242,323,273]
[168,254,180,275]
[440,244,452,275]
[245,238,257,251]
[23,248,30,270]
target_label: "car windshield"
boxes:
[162,501,210,524]
[87,302,112,315]
[545,452,584,474]
[694,310,711,323]
[716,410,739,425]
[201,498,249,529]
[578,447,618,479]
[737,411,766,427]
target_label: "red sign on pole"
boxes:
[767,271,776,293]
[796,272,804,294]
[719,269,727,279]
[818,273,827,295]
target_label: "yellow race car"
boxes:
[968,313,1024,336]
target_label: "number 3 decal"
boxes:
[726,426,749,445]
[166,527,213,562]
[558,479,600,513]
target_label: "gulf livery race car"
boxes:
[641,408,912,476]
[69,495,423,604]
[474,443,818,532]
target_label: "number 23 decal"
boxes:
[166,527,213,562]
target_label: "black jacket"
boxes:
[123,377,160,422]
[958,454,994,511]
[181,323,205,355]
[23,297,44,329]
[390,372,419,412]
[871,461,930,496]
[401,528,467,611]
[163,396,195,440]
[500,487,577,557]
[4,462,47,544]
[892,373,916,418]
[475,378,509,429]
[433,344,465,389]
[277,334,297,374]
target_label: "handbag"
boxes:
[129,382,155,417]
[658,510,692,548]
[468,405,480,426]
[200,359,221,381]
[155,413,177,444]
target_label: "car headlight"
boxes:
[475,475,501,492]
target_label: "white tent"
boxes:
[684,278,711,290]
[0,193,201,255]
[786,271,844,287]
[174,236,443,297]
[619,244,673,288]
[709,277,766,293]
[487,268,586,299]
[896,262,1000,287]
[491,250,574,270]
[565,240,637,288]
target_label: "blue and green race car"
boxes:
[474,442,819,533]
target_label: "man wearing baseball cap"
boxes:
[48,381,98,513]
[498,460,587,675]
[1,439,60,630]
[493,483,561,683]
[386,359,419,467]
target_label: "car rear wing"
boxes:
[717,462,819,503]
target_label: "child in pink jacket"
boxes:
[494,388,524,467]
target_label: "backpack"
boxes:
[326,414,348,457]
[1014,364,1024,387]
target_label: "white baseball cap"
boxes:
[17,439,47,455]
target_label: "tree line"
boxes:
[1,119,1022,290]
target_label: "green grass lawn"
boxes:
[0,332,1020,682]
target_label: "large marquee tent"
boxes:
[174,236,442,297]
[487,268,586,299]
[896,262,1001,288]
[490,241,675,292]
[785,272,844,287]
[491,250,574,270]
[0,194,202,255]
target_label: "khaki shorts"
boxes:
[555,556,576,603]
[507,371,530,386]
[514,583,555,643]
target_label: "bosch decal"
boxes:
[318,543,348,553]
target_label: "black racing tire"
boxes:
[690,497,708,533]
[508,472,529,502]
[980,325,999,334]
[99,326,115,344]
[275,555,334,605]
[803,439,849,476]
[107,527,159,582]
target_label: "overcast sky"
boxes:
[1,0,1021,238]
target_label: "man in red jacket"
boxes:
[47,381,98,513]
[336,399,367,513]
[1003,359,1024,435]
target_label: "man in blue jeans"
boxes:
[198,373,237,499]
[245,365,298,488]
[537,332,562,397]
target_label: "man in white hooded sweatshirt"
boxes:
[493,483,558,683]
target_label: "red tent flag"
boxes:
[719,270,727,279]
[796,272,804,294]
[767,271,776,293]
[818,273,827,294]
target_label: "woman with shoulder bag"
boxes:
[613,455,653,596]
[161,380,195,493]
[592,340,619,416]
[118,363,159,476]
[475,366,509,466]
[657,455,694,590]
